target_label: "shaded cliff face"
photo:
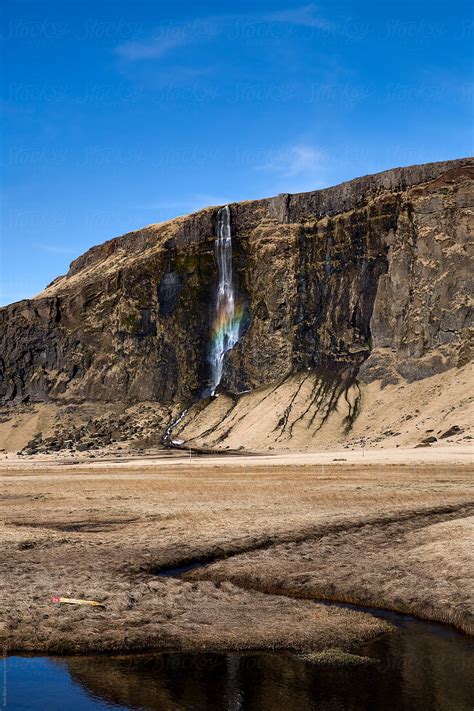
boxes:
[0,158,472,415]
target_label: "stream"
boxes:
[3,617,473,711]
[3,560,473,711]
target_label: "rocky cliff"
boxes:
[1,158,472,451]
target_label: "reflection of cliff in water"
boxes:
[58,618,473,711]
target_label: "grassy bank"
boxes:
[1,458,472,653]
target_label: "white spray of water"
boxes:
[209,206,242,395]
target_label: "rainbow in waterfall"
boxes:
[209,205,245,395]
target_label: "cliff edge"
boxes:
[1,158,472,453]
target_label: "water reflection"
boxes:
[3,618,473,710]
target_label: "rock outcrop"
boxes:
[1,158,472,450]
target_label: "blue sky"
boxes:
[1,0,473,305]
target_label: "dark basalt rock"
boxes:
[158,272,184,317]
[0,158,472,413]
[440,425,463,439]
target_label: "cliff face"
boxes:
[1,159,472,429]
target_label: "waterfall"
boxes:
[209,206,242,395]
[162,406,189,446]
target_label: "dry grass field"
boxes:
[1,453,472,654]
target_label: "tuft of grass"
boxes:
[298,648,378,667]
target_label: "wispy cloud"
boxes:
[116,20,218,61]
[38,244,78,255]
[117,28,192,61]
[266,4,333,30]
[256,143,328,193]
[115,6,333,62]
[257,144,326,178]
